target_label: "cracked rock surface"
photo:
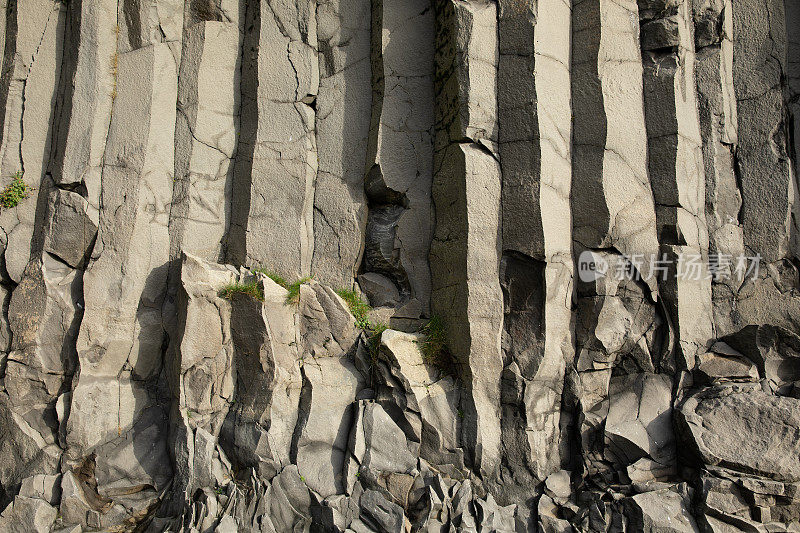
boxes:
[0,0,799,531]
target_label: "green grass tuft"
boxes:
[252,268,289,290]
[286,276,312,304]
[219,281,263,301]
[367,321,388,363]
[249,268,311,304]
[0,172,30,209]
[417,315,449,367]
[336,288,373,329]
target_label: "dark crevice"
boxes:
[224,0,259,266]
[289,365,312,464]
[360,0,413,301]
[0,0,18,144]
[570,0,610,248]
[123,0,143,51]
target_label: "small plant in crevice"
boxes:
[286,276,312,304]
[367,321,388,365]
[0,172,31,209]
[252,267,288,289]
[417,314,451,370]
[336,288,372,330]
[249,267,312,305]
[218,280,264,302]
[110,50,119,100]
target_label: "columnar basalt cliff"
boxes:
[0,0,798,531]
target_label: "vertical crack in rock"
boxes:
[310,0,370,290]
[432,0,503,477]
[363,0,434,315]
[224,0,258,266]
[639,0,714,368]
[239,0,318,280]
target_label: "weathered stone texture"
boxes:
[0,0,797,530]
[432,0,503,478]
[311,0,371,289]
[242,0,318,279]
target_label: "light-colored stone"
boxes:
[571,0,660,291]
[0,0,65,283]
[55,0,118,222]
[171,21,240,263]
[19,473,61,505]
[362,0,434,311]
[498,0,574,487]
[432,0,502,477]
[605,373,675,467]
[312,0,370,289]
[640,0,714,367]
[732,0,791,262]
[295,356,363,498]
[0,495,58,533]
[242,0,318,279]
[624,489,700,532]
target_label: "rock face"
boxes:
[0,0,798,531]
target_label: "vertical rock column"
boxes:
[54,0,118,226]
[431,0,502,477]
[729,0,797,328]
[67,43,177,450]
[694,0,744,337]
[496,0,574,490]
[363,0,434,313]
[0,0,83,506]
[571,0,660,281]
[0,0,65,282]
[732,0,791,262]
[786,0,799,245]
[171,21,240,264]
[639,0,713,367]
[311,0,371,289]
[241,0,318,279]
[570,0,666,478]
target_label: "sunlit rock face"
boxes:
[0,0,798,530]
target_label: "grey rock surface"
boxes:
[0,0,797,530]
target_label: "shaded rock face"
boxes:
[0,0,797,531]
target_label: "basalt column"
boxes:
[693,0,744,337]
[432,0,503,477]
[363,0,434,317]
[496,0,574,510]
[639,0,714,368]
[570,0,670,482]
[240,0,318,279]
[311,0,371,290]
[730,0,797,328]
